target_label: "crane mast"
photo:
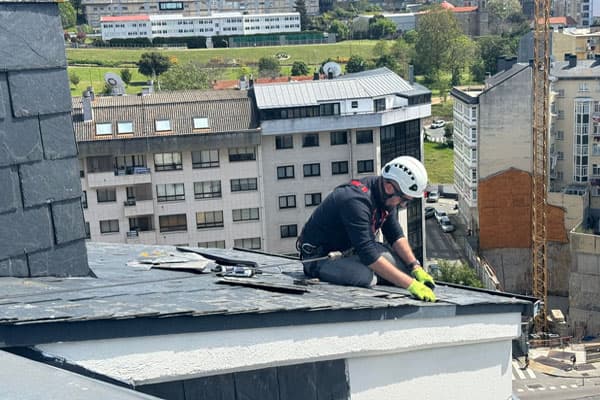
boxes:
[532,0,551,332]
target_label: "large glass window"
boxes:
[277,165,295,179]
[330,131,347,145]
[192,150,219,168]
[156,183,185,202]
[155,119,171,132]
[196,210,224,229]
[100,219,119,233]
[198,240,226,248]
[159,214,187,232]
[231,177,258,192]
[305,192,321,207]
[117,121,134,134]
[234,237,261,249]
[194,180,221,199]
[356,130,373,144]
[374,98,386,111]
[154,152,182,171]
[303,163,320,177]
[232,207,259,222]
[129,216,153,232]
[357,159,374,173]
[302,133,319,147]
[275,135,293,149]
[97,188,116,203]
[193,117,209,129]
[95,122,112,136]
[279,195,296,209]
[229,147,256,162]
[331,161,349,175]
[280,224,298,238]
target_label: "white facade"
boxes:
[452,97,479,211]
[101,12,300,40]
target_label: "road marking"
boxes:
[525,368,536,378]
[570,384,578,388]
[513,362,526,379]
[538,387,546,391]
[517,389,524,392]
[549,386,556,390]
[560,385,567,389]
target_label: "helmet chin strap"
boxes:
[379,178,396,207]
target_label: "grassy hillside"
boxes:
[424,141,454,184]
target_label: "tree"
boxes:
[137,52,171,89]
[59,2,76,28]
[346,55,367,73]
[258,57,280,78]
[160,61,214,91]
[390,38,414,77]
[430,260,484,288]
[375,54,399,72]
[120,69,132,85]
[329,20,350,40]
[415,7,462,80]
[447,34,477,85]
[476,35,514,76]
[402,29,418,44]
[69,71,80,87]
[372,40,389,58]
[291,61,309,76]
[368,15,396,39]
[487,0,522,34]
[294,0,310,30]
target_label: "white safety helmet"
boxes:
[381,156,428,198]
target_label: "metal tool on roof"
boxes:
[212,265,259,278]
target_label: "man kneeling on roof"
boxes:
[297,156,436,302]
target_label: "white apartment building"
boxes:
[100,12,300,41]
[74,68,432,257]
[82,0,318,28]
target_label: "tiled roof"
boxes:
[552,60,600,78]
[72,90,258,142]
[253,68,415,109]
[0,243,534,347]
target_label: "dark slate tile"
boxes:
[0,166,20,214]
[0,3,66,72]
[316,359,349,400]
[0,115,43,168]
[8,69,71,118]
[234,367,280,400]
[0,257,29,278]
[40,113,78,160]
[28,240,91,277]
[52,199,86,245]
[278,362,317,400]
[20,157,82,207]
[0,207,52,259]
[183,374,235,400]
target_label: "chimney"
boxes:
[409,64,415,84]
[569,53,577,68]
[249,74,254,89]
[327,70,334,79]
[496,55,506,72]
[313,71,320,80]
[239,75,248,90]
[505,56,517,70]
[0,0,92,277]
[87,86,95,101]
[82,90,94,122]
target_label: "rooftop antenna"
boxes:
[104,72,126,96]
[323,61,342,79]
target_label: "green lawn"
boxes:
[424,141,454,184]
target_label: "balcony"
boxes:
[87,167,152,188]
[125,230,156,245]
[123,199,154,217]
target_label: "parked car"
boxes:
[425,206,435,219]
[439,216,455,233]
[430,119,446,129]
[434,209,447,223]
[426,191,439,203]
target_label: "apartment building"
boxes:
[74,68,432,257]
[100,12,300,41]
[82,0,318,28]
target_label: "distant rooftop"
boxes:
[551,59,600,78]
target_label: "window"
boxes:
[193,117,209,129]
[95,123,112,136]
[154,152,182,171]
[81,191,88,209]
[231,177,258,192]
[332,161,349,175]
[579,83,589,92]
[232,207,259,222]
[357,159,374,173]
[594,164,600,176]
[356,130,373,144]
[374,98,386,112]
[194,180,221,199]
[100,219,119,234]
[159,214,187,232]
[156,183,185,202]
[557,89,565,97]
[277,165,295,179]
[305,192,321,207]
[85,222,90,239]
[303,163,320,177]
[320,103,340,116]
[330,131,348,145]
[97,188,116,203]
[129,216,153,232]
[198,240,226,248]
[557,110,565,120]
[117,121,134,134]
[557,151,564,160]
[351,101,358,108]
[280,224,298,238]
[556,130,564,140]
[196,210,224,229]
[279,195,296,209]
[192,150,219,168]
[275,135,293,149]
[228,147,256,162]
[234,237,261,249]
[155,119,171,131]
[302,133,319,147]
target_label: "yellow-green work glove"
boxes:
[412,266,436,289]
[407,280,437,302]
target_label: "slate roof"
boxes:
[253,68,416,109]
[72,90,258,142]
[551,59,600,78]
[0,243,534,348]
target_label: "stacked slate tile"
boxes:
[0,0,92,277]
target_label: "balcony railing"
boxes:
[124,198,136,206]
[115,166,151,176]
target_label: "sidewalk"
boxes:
[525,347,600,379]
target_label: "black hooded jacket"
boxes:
[300,176,404,266]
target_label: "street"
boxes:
[425,198,463,264]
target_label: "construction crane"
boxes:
[531,0,551,332]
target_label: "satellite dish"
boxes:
[323,61,342,79]
[104,72,125,96]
